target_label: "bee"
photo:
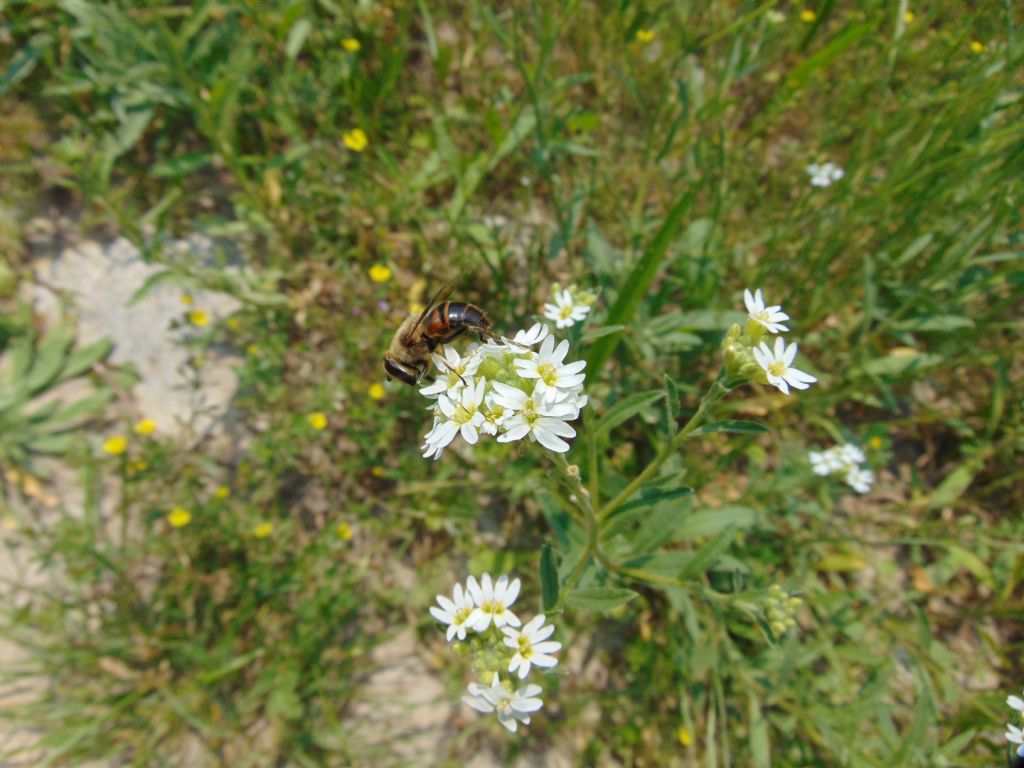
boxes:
[383,283,492,386]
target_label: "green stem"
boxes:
[598,380,728,522]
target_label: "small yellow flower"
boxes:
[188,310,209,327]
[128,459,149,473]
[370,466,385,477]
[307,411,328,430]
[246,344,259,357]
[213,485,231,500]
[368,383,386,401]
[103,436,128,455]
[677,725,693,746]
[903,10,914,23]
[134,418,157,436]
[226,316,241,331]
[167,507,192,528]
[635,28,655,43]
[800,9,816,23]
[970,40,985,54]
[368,264,392,283]
[868,435,884,451]
[343,128,368,152]
[181,292,194,306]
[407,301,425,315]
[335,522,353,541]
[252,522,273,539]
[342,37,360,52]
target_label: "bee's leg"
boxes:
[433,351,466,386]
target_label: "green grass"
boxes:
[1,1,1023,766]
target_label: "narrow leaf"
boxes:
[539,544,559,611]
[678,527,736,581]
[592,391,664,438]
[585,187,696,375]
[694,420,768,435]
[565,587,638,612]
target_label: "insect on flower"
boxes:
[383,282,506,386]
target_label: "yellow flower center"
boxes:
[481,599,503,616]
[558,304,574,319]
[767,360,787,377]
[517,636,533,657]
[454,606,474,625]
[537,362,558,386]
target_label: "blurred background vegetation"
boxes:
[1,0,1022,766]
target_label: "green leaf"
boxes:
[678,527,736,581]
[674,505,760,541]
[787,19,879,88]
[0,35,49,97]
[663,374,680,431]
[285,18,312,60]
[614,486,694,516]
[669,309,746,331]
[25,324,73,396]
[565,587,638,612]
[748,694,771,768]
[59,338,113,382]
[694,420,768,435]
[859,351,943,377]
[539,544,559,611]
[894,315,975,332]
[150,152,213,179]
[24,433,77,455]
[592,391,664,439]
[585,187,696,375]
[581,324,626,343]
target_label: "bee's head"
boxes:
[383,357,420,386]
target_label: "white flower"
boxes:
[480,392,510,436]
[845,465,874,494]
[463,674,544,733]
[429,582,481,642]
[808,450,833,476]
[806,161,845,187]
[467,573,521,631]
[743,288,790,334]
[514,335,587,403]
[1009,692,1024,714]
[543,289,591,329]
[1007,723,1024,758]
[503,614,561,679]
[419,347,480,398]
[512,323,550,347]
[752,337,817,395]
[492,382,578,453]
[836,443,866,465]
[425,379,487,451]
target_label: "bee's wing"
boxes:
[403,281,455,342]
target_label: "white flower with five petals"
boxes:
[425,379,487,451]
[419,347,480,398]
[543,289,591,329]
[845,465,874,494]
[743,288,790,334]
[752,337,817,395]
[503,614,561,679]
[462,674,544,733]
[806,161,844,187]
[514,335,587,403]
[429,582,481,642]
[492,383,578,453]
[467,573,521,631]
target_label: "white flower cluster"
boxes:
[809,443,874,494]
[420,324,587,459]
[742,288,817,395]
[429,573,561,734]
[806,161,844,187]
[1007,690,1024,759]
[543,287,593,329]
